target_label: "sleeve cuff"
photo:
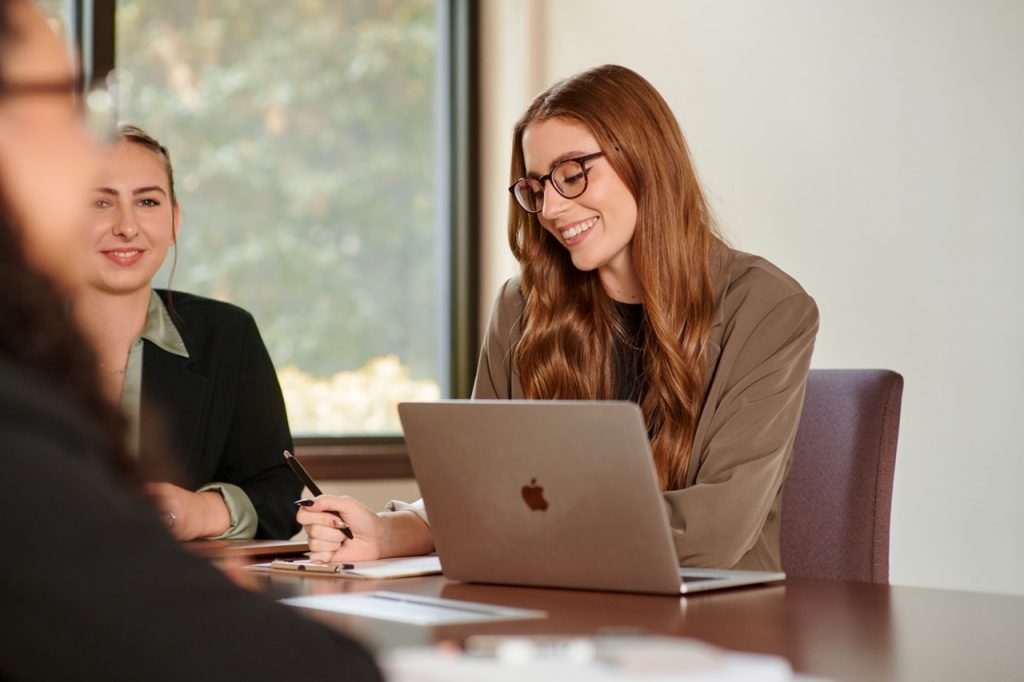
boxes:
[384,498,430,526]
[196,482,259,540]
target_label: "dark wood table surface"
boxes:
[248,570,1024,681]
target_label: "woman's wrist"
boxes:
[197,490,232,538]
[376,511,393,557]
[378,510,433,558]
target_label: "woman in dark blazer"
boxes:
[75,125,299,540]
[142,288,300,539]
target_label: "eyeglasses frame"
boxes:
[0,75,81,101]
[0,74,119,143]
[508,151,606,214]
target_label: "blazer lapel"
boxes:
[140,342,209,485]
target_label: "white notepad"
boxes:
[280,591,547,626]
[341,556,443,579]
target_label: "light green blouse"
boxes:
[121,291,258,540]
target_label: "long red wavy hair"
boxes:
[509,65,721,490]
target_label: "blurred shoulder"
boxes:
[0,358,104,468]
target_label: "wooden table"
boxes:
[189,538,309,559]
[248,571,1024,681]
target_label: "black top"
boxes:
[0,358,381,681]
[611,300,645,402]
[142,290,300,538]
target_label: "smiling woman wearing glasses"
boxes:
[301,64,819,572]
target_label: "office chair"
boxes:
[780,369,904,584]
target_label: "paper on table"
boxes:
[280,591,547,626]
[249,555,442,580]
[343,555,442,579]
[384,640,795,682]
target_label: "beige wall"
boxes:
[479,1,1024,596]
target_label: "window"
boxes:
[43,1,477,448]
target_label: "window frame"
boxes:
[74,0,480,479]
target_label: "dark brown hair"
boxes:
[0,0,134,480]
[509,65,721,490]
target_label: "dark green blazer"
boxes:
[142,290,300,539]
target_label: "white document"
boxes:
[384,640,795,682]
[342,555,442,579]
[280,591,547,626]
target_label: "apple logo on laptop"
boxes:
[521,478,548,511]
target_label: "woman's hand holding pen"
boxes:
[298,495,386,563]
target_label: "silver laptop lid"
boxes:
[398,400,685,595]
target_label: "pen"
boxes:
[284,450,355,540]
[270,559,355,573]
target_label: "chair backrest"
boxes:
[781,369,903,584]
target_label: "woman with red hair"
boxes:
[302,64,818,573]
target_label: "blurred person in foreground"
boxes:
[0,1,380,679]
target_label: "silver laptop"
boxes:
[398,400,785,596]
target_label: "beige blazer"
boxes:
[472,245,819,571]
